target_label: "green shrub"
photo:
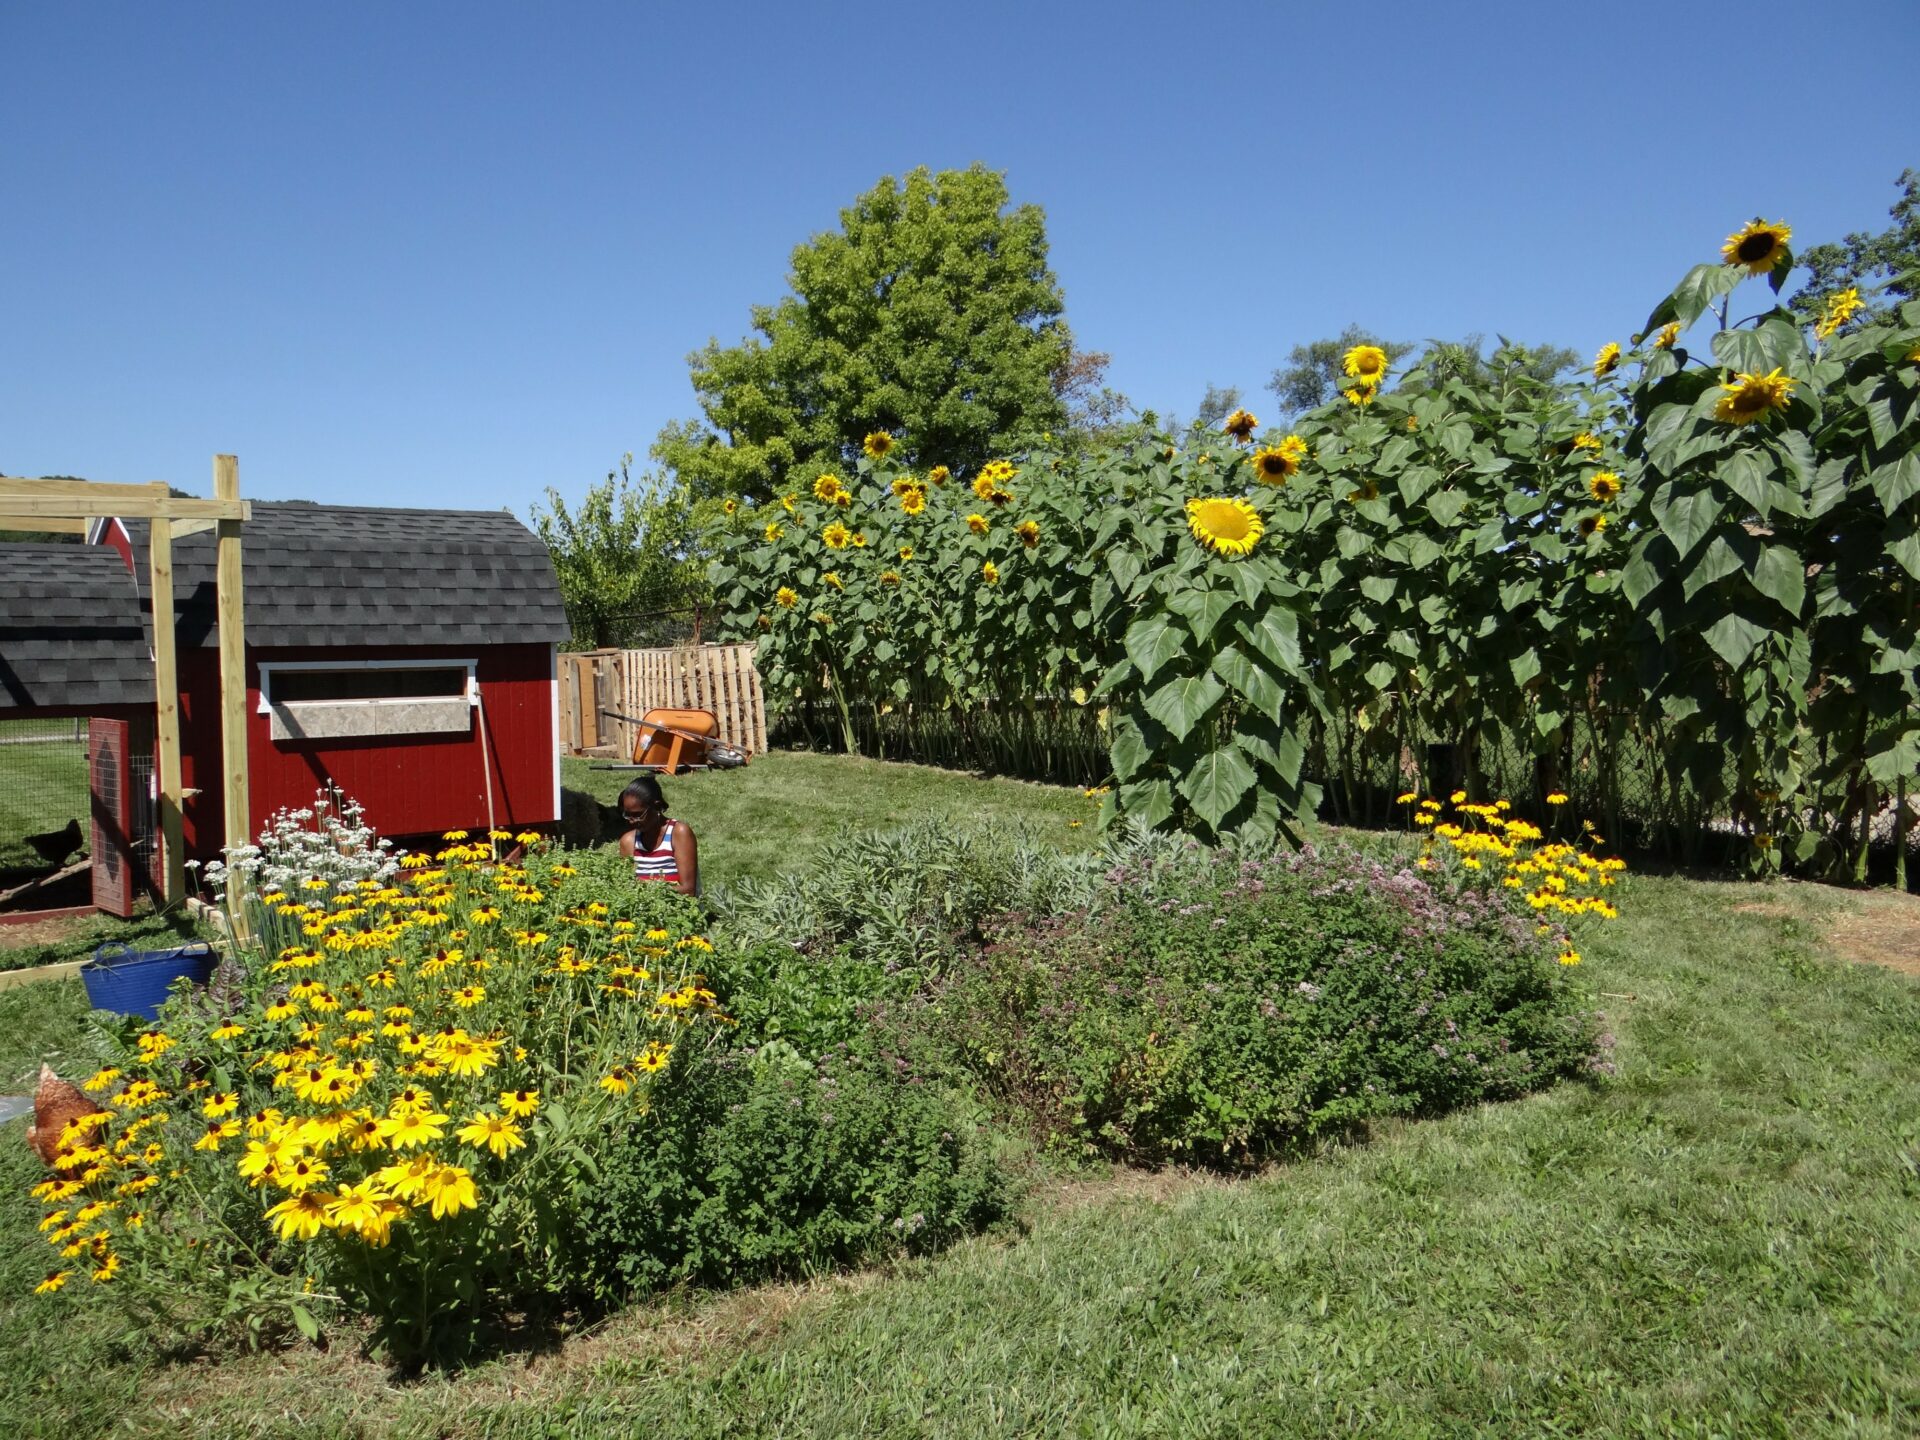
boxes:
[716,817,1109,975]
[886,845,1606,1165]
[573,1046,1007,1300]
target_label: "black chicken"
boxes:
[24,818,83,868]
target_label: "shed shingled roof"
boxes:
[126,503,570,648]
[0,542,153,711]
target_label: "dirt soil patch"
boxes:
[1830,889,1920,977]
[0,913,85,950]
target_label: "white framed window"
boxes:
[257,659,478,741]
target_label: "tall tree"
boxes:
[1265,326,1415,414]
[1051,347,1135,443]
[653,165,1072,500]
[529,457,714,649]
[1791,168,1920,324]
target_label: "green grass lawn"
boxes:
[0,721,88,872]
[561,750,1099,889]
[3,758,1919,1437]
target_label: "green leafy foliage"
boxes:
[653,165,1071,501]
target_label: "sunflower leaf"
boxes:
[1702,611,1767,669]
[1645,263,1742,334]
[1178,744,1257,832]
[1144,673,1226,744]
[1653,485,1721,559]
[1237,608,1304,676]
[1749,545,1806,617]
[1117,778,1175,829]
[1166,585,1235,645]
[1869,451,1920,516]
[1211,643,1284,720]
[1124,614,1187,685]
[1426,490,1468,526]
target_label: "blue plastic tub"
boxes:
[80,941,217,1021]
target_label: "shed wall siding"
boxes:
[177,643,558,857]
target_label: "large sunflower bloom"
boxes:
[1185,496,1264,558]
[1714,368,1797,426]
[863,431,894,460]
[1593,343,1621,379]
[821,521,852,550]
[1721,219,1791,275]
[1221,408,1259,442]
[900,487,927,516]
[1343,345,1388,380]
[1251,444,1300,484]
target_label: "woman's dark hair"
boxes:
[618,776,667,818]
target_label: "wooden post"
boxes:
[147,492,186,905]
[213,454,251,939]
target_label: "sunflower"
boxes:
[1714,368,1797,426]
[1579,514,1607,537]
[879,569,902,586]
[1344,382,1377,407]
[981,560,1000,585]
[722,499,737,515]
[1814,286,1865,340]
[822,572,843,590]
[851,531,868,547]
[780,493,796,514]
[927,465,950,486]
[1721,219,1792,275]
[863,431,894,459]
[774,586,798,608]
[812,473,844,503]
[1221,408,1259,442]
[1571,432,1603,454]
[1015,519,1040,548]
[1347,480,1381,504]
[900,487,927,516]
[1343,345,1388,380]
[1586,471,1622,502]
[1652,321,1681,350]
[966,513,989,535]
[821,520,852,549]
[898,545,914,562]
[763,521,783,542]
[1185,496,1264,558]
[972,473,999,502]
[1593,343,1621,379]
[1251,445,1300,484]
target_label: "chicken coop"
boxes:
[1,471,571,921]
[0,542,161,919]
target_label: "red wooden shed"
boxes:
[102,503,571,860]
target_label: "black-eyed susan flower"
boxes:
[379,1110,449,1150]
[456,1111,526,1160]
[35,1270,71,1295]
[499,1088,539,1118]
[1184,497,1264,558]
[1721,218,1791,274]
[423,1163,479,1220]
[266,1191,335,1242]
[1714,368,1796,426]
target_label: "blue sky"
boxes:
[3,2,1914,518]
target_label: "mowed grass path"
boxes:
[560,750,1099,889]
[1,760,1917,1436]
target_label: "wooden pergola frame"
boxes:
[0,457,251,925]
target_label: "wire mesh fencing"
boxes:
[0,717,90,878]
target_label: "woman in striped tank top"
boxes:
[616,776,700,896]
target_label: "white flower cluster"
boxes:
[192,788,402,892]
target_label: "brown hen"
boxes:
[25,1064,98,1166]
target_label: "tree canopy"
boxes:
[1792,168,1920,324]
[1266,327,1415,414]
[653,165,1073,500]
[529,457,714,649]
